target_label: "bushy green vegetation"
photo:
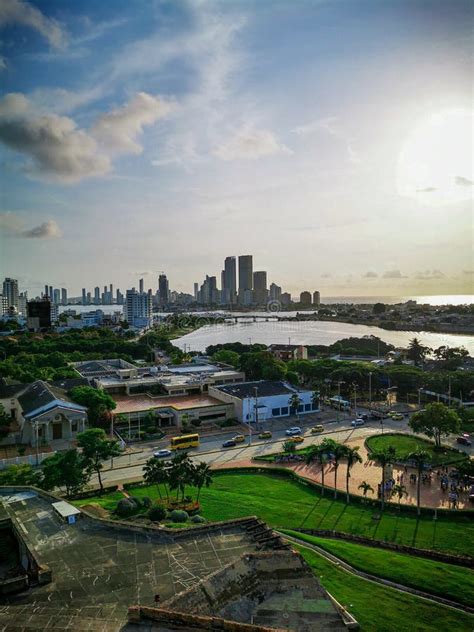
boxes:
[293,544,474,632]
[282,530,474,608]
[366,433,467,466]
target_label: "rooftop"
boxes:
[113,393,228,414]
[214,380,304,400]
[17,380,88,419]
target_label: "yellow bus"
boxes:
[170,433,200,450]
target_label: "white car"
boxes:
[351,419,365,427]
[153,449,172,458]
[286,427,302,436]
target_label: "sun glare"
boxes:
[397,108,473,204]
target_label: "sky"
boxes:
[0,0,473,298]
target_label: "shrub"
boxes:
[191,515,206,523]
[142,496,151,509]
[170,509,189,523]
[116,498,136,517]
[148,505,167,521]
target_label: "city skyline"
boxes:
[0,0,473,297]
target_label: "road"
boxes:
[98,411,472,487]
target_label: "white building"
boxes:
[124,288,152,328]
[209,380,319,423]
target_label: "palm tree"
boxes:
[407,448,431,516]
[344,446,362,504]
[358,481,374,498]
[407,338,432,367]
[332,443,348,500]
[305,444,327,497]
[311,390,320,411]
[193,462,213,502]
[317,438,338,497]
[288,393,302,419]
[370,445,397,512]
[143,457,170,500]
[168,452,194,501]
[391,483,408,511]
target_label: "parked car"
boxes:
[311,425,324,434]
[287,436,304,444]
[286,427,302,436]
[456,435,472,446]
[222,439,236,448]
[351,418,365,427]
[258,431,272,439]
[153,449,172,458]
[391,413,404,421]
[232,434,245,443]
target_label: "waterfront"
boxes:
[173,319,474,355]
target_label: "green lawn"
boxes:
[366,433,467,466]
[73,471,474,557]
[293,543,474,632]
[73,490,125,512]
[281,530,474,608]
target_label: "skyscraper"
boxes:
[193,282,199,301]
[61,288,68,305]
[2,278,18,309]
[124,288,152,327]
[238,255,253,305]
[253,271,268,305]
[300,291,312,306]
[139,278,144,294]
[82,288,87,305]
[313,291,321,306]
[223,256,237,304]
[94,287,100,304]
[158,274,169,307]
[269,283,282,301]
[53,288,60,305]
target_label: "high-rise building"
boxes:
[116,289,124,305]
[94,287,100,304]
[300,291,312,306]
[200,275,218,305]
[139,278,144,294]
[82,288,87,305]
[0,295,8,315]
[223,256,237,304]
[18,292,28,316]
[313,291,321,306]
[238,255,253,305]
[86,291,91,304]
[124,288,152,328]
[53,288,61,305]
[49,286,53,300]
[27,298,54,330]
[193,282,199,301]
[269,283,282,301]
[44,285,49,298]
[61,288,68,305]
[281,292,292,306]
[253,271,268,305]
[158,274,169,307]
[2,278,19,309]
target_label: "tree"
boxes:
[370,445,397,512]
[77,428,121,494]
[344,446,362,504]
[407,448,431,516]
[311,391,320,410]
[407,338,431,366]
[70,386,116,426]
[283,440,296,453]
[288,393,302,418]
[332,443,347,500]
[143,457,170,500]
[358,481,374,498]
[0,403,10,440]
[168,452,195,501]
[41,450,89,497]
[391,483,408,511]
[181,413,190,432]
[409,403,461,448]
[193,462,213,501]
[373,303,386,315]
[0,463,42,487]
[212,349,240,368]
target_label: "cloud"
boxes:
[363,271,378,278]
[0,0,67,49]
[415,269,445,280]
[0,213,62,239]
[214,128,291,161]
[455,176,473,186]
[292,116,359,164]
[92,92,173,155]
[416,187,436,193]
[0,92,170,183]
[382,269,407,279]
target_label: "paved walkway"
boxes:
[215,438,471,510]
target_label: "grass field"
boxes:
[293,543,474,632]
[365,433,467,466]
[281,530,474,608]
[73,471,474,556]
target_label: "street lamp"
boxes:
[337,381,345,422]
